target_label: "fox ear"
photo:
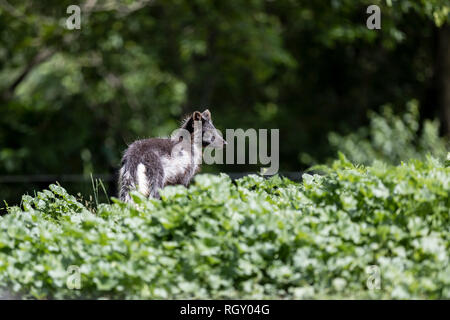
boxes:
[202,109,211,119]
[193,111,202,121]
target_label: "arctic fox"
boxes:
[118,109,226,202]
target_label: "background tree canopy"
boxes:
[0,0,449,206]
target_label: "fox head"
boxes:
[181,109,226,148]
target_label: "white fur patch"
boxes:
[161,143,201,184]
[161,152,190,184]
[192,142,202,165]
[118,167,124,186]
[136,163,149,196]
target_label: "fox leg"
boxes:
[142,159,165,199]
[118,166,134,203]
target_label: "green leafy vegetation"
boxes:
[329,101,449,165]
[1,155,448,299]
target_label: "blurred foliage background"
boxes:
[0,0,449,207]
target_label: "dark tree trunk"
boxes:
[437,24,450,136]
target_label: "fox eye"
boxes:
[211,136,215,142]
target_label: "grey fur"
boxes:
[118,110,225,202]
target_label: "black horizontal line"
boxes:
[0,174,114,183]
[0,172,303,183]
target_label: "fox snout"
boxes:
[203,130,227,149]
[215,135,227,148]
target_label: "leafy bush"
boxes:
[0,155,449,299]
[329,100,448,165]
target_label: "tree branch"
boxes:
[2,48,56,100]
